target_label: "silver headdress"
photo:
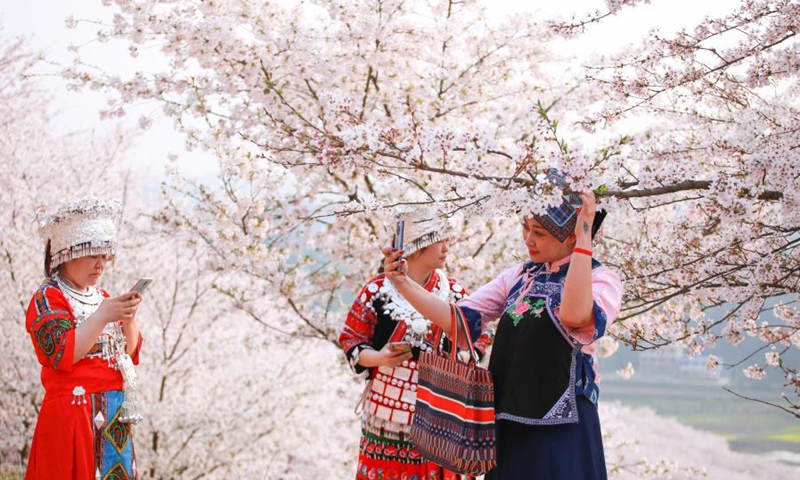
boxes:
[398,208,452,256]
[38,197,121,272]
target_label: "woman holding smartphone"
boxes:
[25,198,144,480]
[382,186,624,479]
[339,214,491,480]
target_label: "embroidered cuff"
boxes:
[347,344,374,378]
[592,301,608,342]
[567,302,609,346]
[472,331,495,361]
[459,306,483,342]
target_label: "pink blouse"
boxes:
[456,255,624,377]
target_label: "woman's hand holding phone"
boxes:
[95,293,142,324]
[357,343,413,368]
[378,342,413,367]
[381,247,408,284]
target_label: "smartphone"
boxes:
[388,341,412,354]
[129,278,154,295]
[394,219,405,251]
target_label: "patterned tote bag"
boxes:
[410,305,496,475]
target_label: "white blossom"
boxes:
[743,365,767,381]
[617,362,636,380]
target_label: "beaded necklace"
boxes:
[376,269,451,353]
[53,273,104,327]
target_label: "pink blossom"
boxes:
[706,355,719,375]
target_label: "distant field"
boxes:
[601,379,800,455]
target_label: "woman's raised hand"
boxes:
[575,191,597,239]
[381,248,408,283]
[95,292,142,324]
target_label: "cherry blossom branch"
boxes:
[722,387,800,418]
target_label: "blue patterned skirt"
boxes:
[484,396,606,480]
[91,390,137,479]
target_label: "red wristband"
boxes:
[573,248,592,257]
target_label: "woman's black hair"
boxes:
[591,210,608,239]
[44,239,52,277]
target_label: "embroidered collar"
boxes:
[522,254,571,277]
[515,256,571,306]
[545,254,572,273]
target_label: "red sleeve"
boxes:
[26,283,75,371]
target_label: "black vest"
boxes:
[489,290,581,425]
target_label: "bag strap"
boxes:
[447,304,479,364]
[432,318,445,354]
[455,304,479,363]
[449,305,458,361]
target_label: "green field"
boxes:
[602,380,800,455]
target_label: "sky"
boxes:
[0,0,732,188]
[0,0,220,194]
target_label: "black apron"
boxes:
[489,293,580,425]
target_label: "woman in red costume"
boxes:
[339,212,492,480]
[25,198,144,480]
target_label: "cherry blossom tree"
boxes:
[0,27,132,472]
[0,27,357,479]
[65,0,799,416]
[2,0,798,477]
[105,227,358,479]
[563,0,800,415]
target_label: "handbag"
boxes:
[410,304,496,475]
